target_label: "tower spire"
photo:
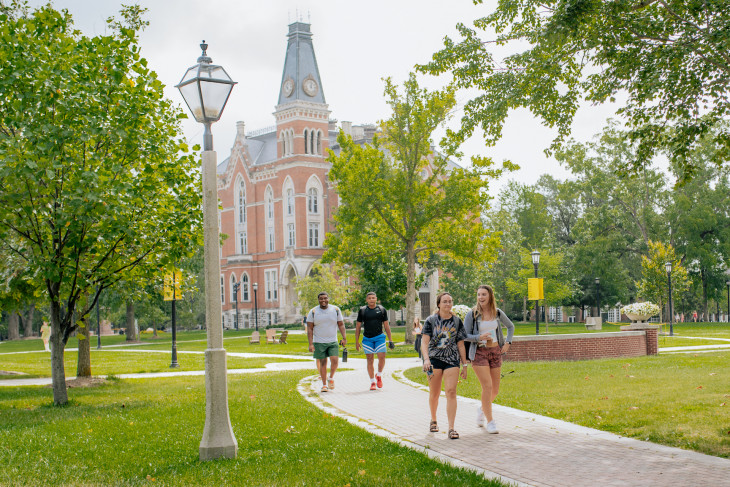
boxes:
[277,21,326,106]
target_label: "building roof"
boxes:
[277,22,326,105]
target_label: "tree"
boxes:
[293,262,357,314]
[0,4,202,404]
[419,0,730,182]
[636,241,690,320]
[344,253,413,312]
[326,74,511,342]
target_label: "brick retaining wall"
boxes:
[505,330,658,362]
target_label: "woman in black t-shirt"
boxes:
[420,292,468,439]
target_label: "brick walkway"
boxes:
[300,357,730,487]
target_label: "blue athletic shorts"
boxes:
[362,333,387,354]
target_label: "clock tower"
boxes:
[275,22,330,160]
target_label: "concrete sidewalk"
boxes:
[300,357,730,487]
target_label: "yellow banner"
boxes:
[528,278,544,300]
[163,271,182,301]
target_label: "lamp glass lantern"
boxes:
[665,261,672,274]
[531,250,541,265]
[595,277,600,285]
[175,42,236,130]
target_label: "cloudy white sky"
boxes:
[32,0,621,197]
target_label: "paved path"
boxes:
[300,357,730,487]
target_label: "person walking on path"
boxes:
[421,292,468,439]
[355,292,395,391]
[464,285,515,434]
[413,317,423,359]
[40,321,51,352]
[307,292,347,393]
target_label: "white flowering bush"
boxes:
[451,304,471,320]
[621,302,660,317]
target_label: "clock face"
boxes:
[282,78,294,97]
[302,76,319,97]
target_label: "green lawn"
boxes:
[0,371,504,486]
[405,350,730,458]
[0,350,308,379]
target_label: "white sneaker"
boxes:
[476,407,485,427]
[486,420,499,434]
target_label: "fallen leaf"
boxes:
[609,374,614,378]
[249,395,256,400]
[600,396,608,400]
[146,475,152,481]
[359,459,365,464]
[433,469,441,476]
[696,386,703,389]
[358,470,366,476]
[709,373,716,376]
[629,406,639,410]
[595,415,602,419]
[261,436,268,439]
[584,376,590,380]
[720,403,726,407]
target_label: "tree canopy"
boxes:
[419,0,730,182]
[0,3,202,404]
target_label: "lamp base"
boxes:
[199,348,237,461]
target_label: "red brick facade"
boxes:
[504,331,659,362]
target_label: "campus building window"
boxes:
[239,231,247,254]
[265,270,278,301]
[287,223,295,247]
[308,222,320,248]
[267,225,275,252]
[241,273,250,301]
[307,188,318,214]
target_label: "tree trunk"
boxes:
[49,298,68,405]
[523,297,527,322]
[125,300,137,341]
[404,240,416,344]
[8,311,20,340]
[76,311,91,377]
[23,303,35,338]
[701,269,709,321]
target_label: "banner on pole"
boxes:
[528,278,544,300]
[163,271,182,301]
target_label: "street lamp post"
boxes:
[726,280,729,323]
[595,277,600,323]
[666,261,674,336]
[232,280,239,331]
[531,250,540,335]
[96,286,102,350]
[171,272,179,368]
[176,41,237,461]
[253,282,259,332]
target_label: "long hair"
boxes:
[473,285,496,319]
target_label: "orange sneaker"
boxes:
[370,382,377,391]
[376,375,383,388]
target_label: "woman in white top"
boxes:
[412,317,423,358]
[463,285,515,434]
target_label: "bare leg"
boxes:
[329,355,339,378]
[318,358,328,385]
[473,365,494,422]
[443,367,460,430]
[428,368,444,422]
[366,354,375,379]
[377,351,386,373]
[491,367,501,402]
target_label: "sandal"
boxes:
[320,385,328,393]
[448,429,459,440]
[429,420,439,432]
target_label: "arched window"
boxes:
[230,274,238,303]
[308,187,318,214]
[316,130,322,155]
[241,273,250,301]
[303,129,309,154]
[286,188,294,216]
[266,193,274,219]
[287,130,294,155]
[238,180,246,224]
[310,130,315,155]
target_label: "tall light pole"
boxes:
[96,286,102,350]
[531,250,540,335]
[170,272,179,369]
[253,282,259,332]
[726,280,729,323]
[176,41,237,461]
[665,261,674,336]
[595,277,600,323]
[232,280,240,331]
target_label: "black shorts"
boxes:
[429,356,459,370]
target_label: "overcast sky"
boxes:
[32,0,621,197]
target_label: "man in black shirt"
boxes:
[355,292,394,390]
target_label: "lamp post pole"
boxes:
[170,272,179,368]
[253,282,259,332]
[96,286,102,349]
[531,251,540,335]
[666,262,674,336]
[595,277,600,323]
[176,41,237,461]
[726,280,729,323]
[233,281,239,331]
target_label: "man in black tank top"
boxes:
[355,292,394,390]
